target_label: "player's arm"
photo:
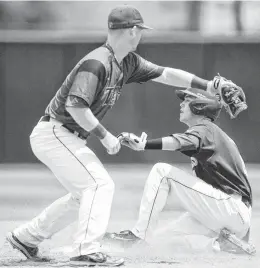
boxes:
[144,134,200,151]
[119,132,200,151]
[152,67,209,90]
[66,102,120,155]
[126,53,210,90]
[65,59,120,154]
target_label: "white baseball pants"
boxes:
[14,119,115,257]
[131,163,251,244]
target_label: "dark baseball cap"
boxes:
[108,5,153,30]
[176,88,218,101]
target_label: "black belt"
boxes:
[242,196,251,209]
[39,115,86,140]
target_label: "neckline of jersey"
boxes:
[104,42,123,72]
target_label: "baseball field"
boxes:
[0,163,259,268]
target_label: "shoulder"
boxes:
[78,46,110,78]
[186,122,214,138]
[123,52,141,65]
[87,46,111,66]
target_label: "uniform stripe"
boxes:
[144,176,231,239]
[78,59,106,84]
[144,176,166,239]
[79,184,98,256]
[52,126,98,254]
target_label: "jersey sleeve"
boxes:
[68,59,106,106]
[171,124,210,153]
[125,53,164,84]
[65,95,90,108]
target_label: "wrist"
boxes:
[206,80,213,93]
[144,139,163,150]
[101,131,112,142]
[91,123,107,140]
[191,76,208,90]
[100,131,115,148]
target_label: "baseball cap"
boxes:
[108,5,153,30]
[176,88,218,101]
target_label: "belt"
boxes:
[231,193,251,208]
[242,196,251,209]
[39,115,86,140]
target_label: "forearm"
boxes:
[144,136,181,151]
[191,76,209,90]
[66,106,108,139]
[153,67,210,90]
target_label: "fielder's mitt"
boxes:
[208,74,247,119]
[117,132,147,151]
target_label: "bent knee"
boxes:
[82,179,115,194]
[102,179,115,192]
[151,162,173,177]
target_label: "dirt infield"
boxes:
[0,164,259,267]
[0,213,259,268]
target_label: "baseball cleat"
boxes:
[218,228,256,255]
[103,230,145,249]
[104,230,141,242]
[6,232,49,262]
[70,252,124,266]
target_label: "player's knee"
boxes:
[103,179,115,193]
[168,165,182,175]
[151,162,172,177]
[95,179,115,195]
[86,179,115,191]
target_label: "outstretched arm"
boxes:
[118,132,200,151]
[126,53,210,90]
[144,135,199,151]
[152,67,209,90]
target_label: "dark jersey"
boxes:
[45,43,164,139]
[172,120,252,205]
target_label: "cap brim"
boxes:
[176,89,200,101]
[137,23,153,30]
[176,89,188,101]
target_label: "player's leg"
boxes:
[48,127,123,265]
[145,211,215,252]
[131,163,250,239]
[33,124,115,254]
[7,192,79,260]
[9,121,123,265]
[161,165,254,254]
[155,212,212,237]
[112,163,251,252]
[106,164,210,244]
[13,193,79,247]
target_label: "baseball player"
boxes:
[6,4,248,267]
[107,88,255,255]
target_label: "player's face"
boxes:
[179,96,194,124]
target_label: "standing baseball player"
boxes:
[6,4,248,266]
[108,88,254,255]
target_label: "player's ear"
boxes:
[129,26,137,37]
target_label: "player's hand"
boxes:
[117,132,147,151]
[207,74,247,119]
[100,132,121,155]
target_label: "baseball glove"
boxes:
[117,132,147,151]
[208,74,247,119]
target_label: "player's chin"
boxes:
[179,113,184,122]
[130,46,137,52]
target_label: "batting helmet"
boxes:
[176,88,222,121]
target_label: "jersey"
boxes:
[45,43,164,139]
[171,120,252,205]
